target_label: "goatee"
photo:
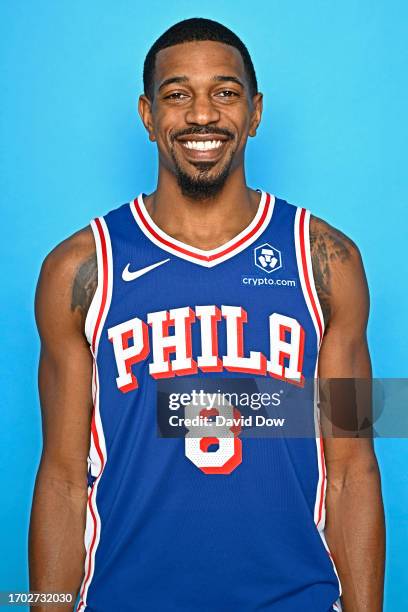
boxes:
[171,155,234,201]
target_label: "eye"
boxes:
[216,90,239,98]
[164,92,189,100]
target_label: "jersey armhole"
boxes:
[294,207,326,349]
[84,217,113,353]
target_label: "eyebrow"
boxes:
[158,74,245,91]
[213,75,244,87]
[158,76,188,91]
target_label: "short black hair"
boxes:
[143,18,258,100]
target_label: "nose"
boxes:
[185,93,221,125]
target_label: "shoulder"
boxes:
[40,225,95,274]
[309,215,369,330]
[39,225,96,294]
[36,225,97,335]
[309,214,361,262]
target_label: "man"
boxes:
[29,18,385,612]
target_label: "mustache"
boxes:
[171,126,234,142]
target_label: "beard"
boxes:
[169,126,235,201]
[172,154,234,201]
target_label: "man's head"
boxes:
[139,18,263,200]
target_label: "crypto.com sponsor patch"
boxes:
[241,275,297,288]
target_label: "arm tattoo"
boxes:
[71,254,97,326]
[310,217,353,329]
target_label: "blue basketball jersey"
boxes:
[76,190,342,611]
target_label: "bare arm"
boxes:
[29,227,97,610]
[311,216,385,612]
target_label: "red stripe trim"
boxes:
[298,208,325,526]
[77,217,109,610]
[78,414,105,610]
[299,208,323,341]
[91,218,109,353]
[133,193,271,262]
[77,486,97,611]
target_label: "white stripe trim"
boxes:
[294,208,326,527]
[78,217,112,610]
[94,217,113,358]
[84,217,113,354]
[80,366,106,610]
[294,208,342,598]
[130,190,275,267]
[84,220,103,346]
[302,209,325,342]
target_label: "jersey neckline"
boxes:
[129,190,276,268]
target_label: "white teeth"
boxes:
[182,140,223,150]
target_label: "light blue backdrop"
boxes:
[1,1,407,609]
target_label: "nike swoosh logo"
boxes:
[122,258,170,281]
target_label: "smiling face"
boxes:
[139,40,263,199]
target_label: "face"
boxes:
[139,40,263,199]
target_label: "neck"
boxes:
[143,166,261,251]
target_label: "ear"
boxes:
[138,94,156,142]
[248,92,263,138]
